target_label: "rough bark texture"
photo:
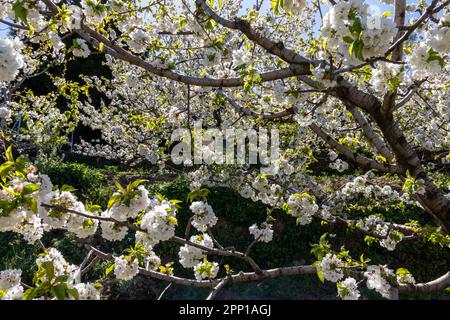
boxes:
[371,109,450,232]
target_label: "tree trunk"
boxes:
[371,109,450,233]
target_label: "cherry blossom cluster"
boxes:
[321,0,397,64]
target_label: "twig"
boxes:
[157,283,173,300]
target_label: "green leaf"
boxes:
[66,287,79,300]
[316,269,325,283]
[349,38,364,60]
[42,261,55,281]
[22,183,40,195]
[0,161,14,180]
[61,184,77,192]
[24,195,38,213]
[107,193,122,209]
[270,0,284,15]
[51,284,67,300]
[166,216,178,226]
[5,146,14,162]
[350,18,363,35]
[105,263,115,275]
[396,268,411,276]
[86,204,102,213]
[114,181,126,193]
[129,179,147,189]
[12,1,28,25]
[343,36,354,44]
[22,287,38,300]
[427,47,445,68]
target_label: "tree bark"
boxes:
[371,109,450,232]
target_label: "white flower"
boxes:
[189,201,218,232]
[35,248,78,282]
[248,222,274,243]
[317,253,344,282]
[321,0,397,64]
[67,5,82,30]
[0,269,22,291]
[193,260,219,280]
[370,62,403,95]
[179,234,214,268]
[126,29,150,54]
[313,65,336,88]
[39,191,79,230]
[408,43,442,79]
[0,37,24,82]
[428,28,450,54]
[0,107,12,120]
[203,47,222,66]
[239,185,255,199]
[364,265,394,299]
[140,200,177,242]
[379,231,402,251]
[72,39,91,58]
[337,277,360,300]
[329,159,349,172]
[396,272,416,286]
[1,284,24,300]
[81,0,107,25]
[287,193,318,225]
[145,251,161,271]
[100,211,128,241]
[232,48,252,67]
[48,31,65,55]
[67,211,98,239]
[73,282,101,300]
[284,0,307,14]
[114,255,139,281]
[108,185,150,221]
[14,213,44,244]
[135,231,158,251]
[328,150,338,161]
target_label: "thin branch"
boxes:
[195,0,312,65]
[393,80,426,111]
[157,283,173,300]
[348,106,395,163]
[206,276,230,300]
[219,91,402,174]
[40,203,263,274]
[87,245,316,288]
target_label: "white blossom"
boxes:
[189,201,218,232]
[0,269,22,291]
[0,37,24,82]
[317,253,344,282]
[337,277,360,300]
[364,265,394,299]
[248,222,274,243]
[114,255,139,281]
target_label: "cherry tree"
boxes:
[0,0,449,300]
